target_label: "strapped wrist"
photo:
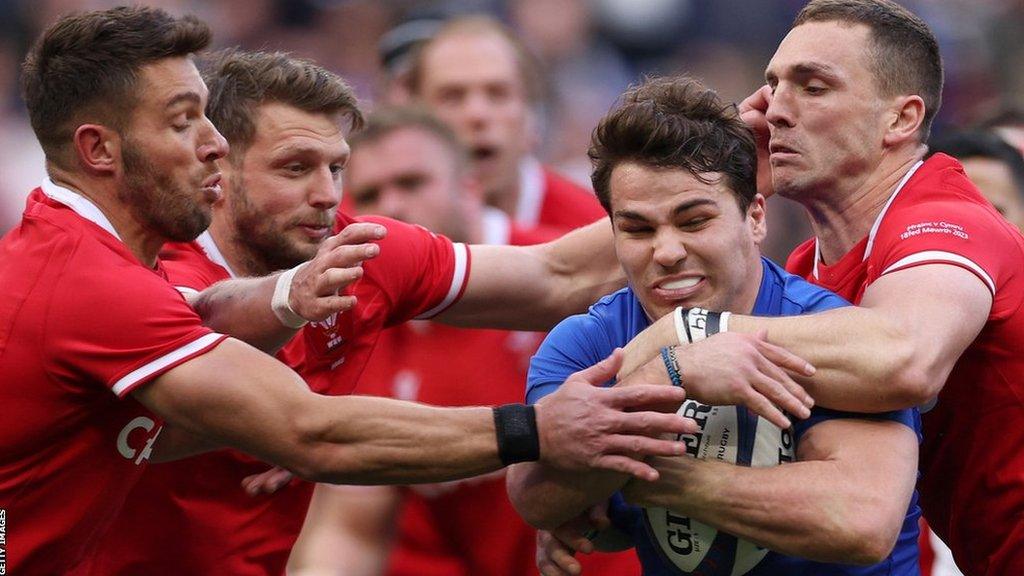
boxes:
[673,307,731,344]
[271,263,309,329]
[493,403,540,465]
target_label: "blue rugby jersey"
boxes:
[527,257,921,576]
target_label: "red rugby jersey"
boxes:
[358,322,641,576]
[515,159,606,233]
[0,182,226,574]
[94,213,469,576]
[786,154,1024,576]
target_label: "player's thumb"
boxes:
[574,348,624,387]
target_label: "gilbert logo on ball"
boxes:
[642,401,794,576]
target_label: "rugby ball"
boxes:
[642,400,795,576]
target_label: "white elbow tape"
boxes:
[271,263,309,329]
[673,307,730,344]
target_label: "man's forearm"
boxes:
[191,275,297,354]
[624,420,917,564]
[622,266,992,413]
[620,306,917,412]
[300,396,506,484]
[440,219,624,331]
[507,462,628,530]
[728,309,916,411]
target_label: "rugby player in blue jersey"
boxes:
[507,76,921,576]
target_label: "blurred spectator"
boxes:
[929,129,1024,231]
[406,15,607,235]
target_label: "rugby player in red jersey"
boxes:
[0,9,745,574]
[609,2,1024,574]
[288,107,641,576]
[407,15,607,234]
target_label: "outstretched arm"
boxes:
[620,264,990,412]
[139,343,692,484]
[437,219,624,331]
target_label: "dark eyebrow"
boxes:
[613,198,717,221]
[165,91,201,110]
[672,198,717,216]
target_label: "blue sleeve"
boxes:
[778,268,850,315]
[795,407,922,442]
[526,312,618,405]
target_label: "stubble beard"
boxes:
[120,140,211,242]
[229,179,324,274]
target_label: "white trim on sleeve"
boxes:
[111,332,225,397]
[880,250,996,295]
[175,286,200,297]
[415,242,469,319]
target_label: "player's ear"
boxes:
[747,193,768,245]
[883,95,925,148]
[73,123,120,177]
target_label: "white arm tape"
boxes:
[673,306,689,344]
[271,263,309,329]
[673,307,731,344]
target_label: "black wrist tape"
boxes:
[493,403,540,465]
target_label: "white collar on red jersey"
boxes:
[515,155,546,227]
[481,206,512,246]
[812,160,924,280]
[194,231,238,278]
[41,178,122,241]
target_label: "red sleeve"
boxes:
[45,252,226,398]
[358,215,470,325]
[870,188,1024,320]
[160,241,231,293]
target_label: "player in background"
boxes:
[928,130,1024,232]
[89,48,811,576]
[1,9,740,574]
[612,1,1024,574]
[287,106,641,576]
[512,75,920,576]
[407,15,607,234]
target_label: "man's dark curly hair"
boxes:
[589,76,757,215]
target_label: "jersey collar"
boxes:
[194,231,238,278]
[41,178,122,241]
[813,160,924,280]
[515,156,546,227]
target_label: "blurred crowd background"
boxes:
[1,0,1021,260]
